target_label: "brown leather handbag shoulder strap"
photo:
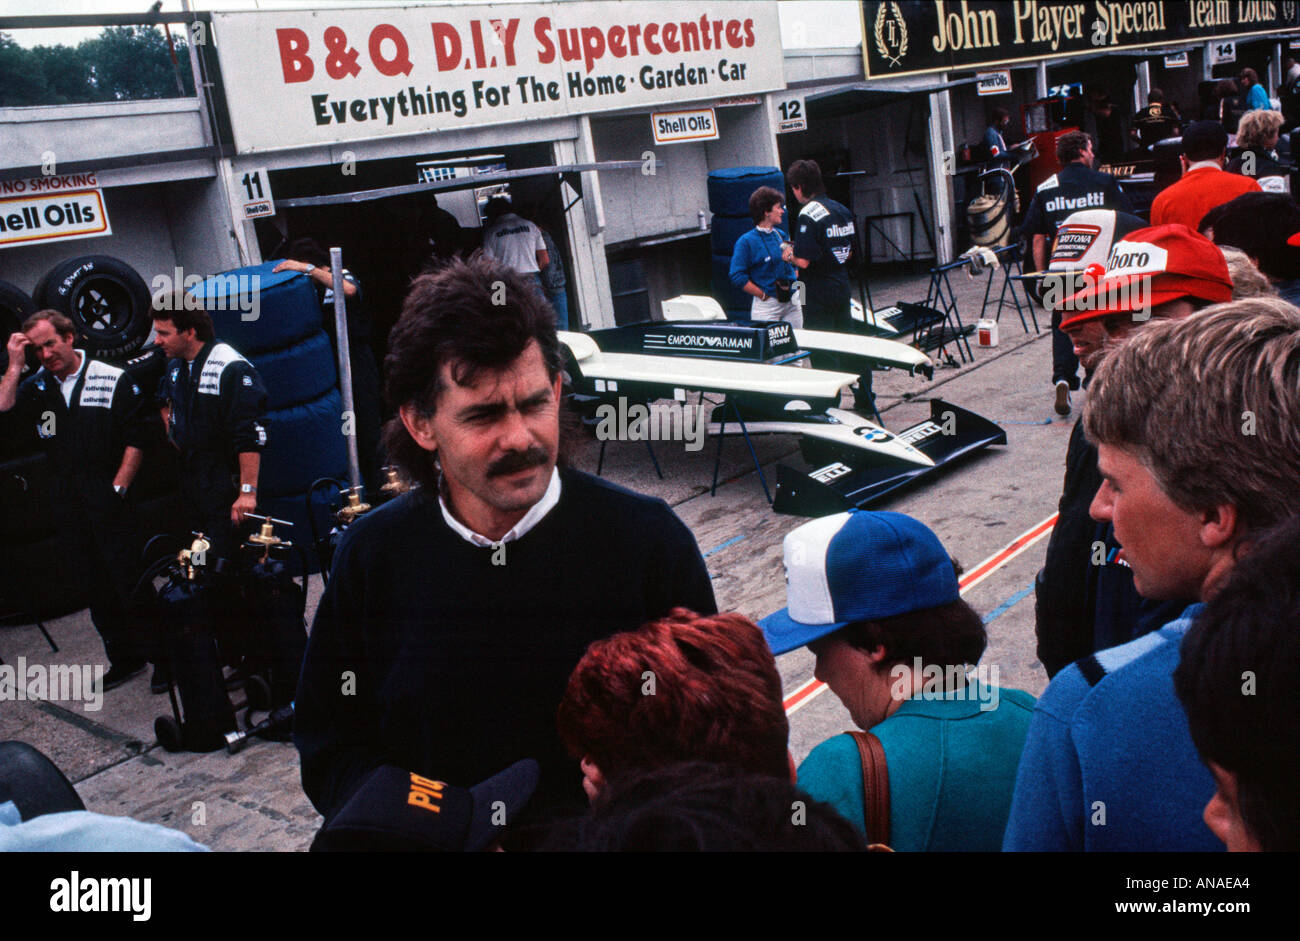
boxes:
[848,730,890,848]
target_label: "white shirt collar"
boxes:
[1186,159,1223,172]
[438,467,562,547]
[58,350,87,404]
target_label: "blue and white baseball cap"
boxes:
[759,511,960,655]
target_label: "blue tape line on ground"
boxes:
[704,534,747,557]
[982,584,1035,625]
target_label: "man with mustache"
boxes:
[293,254,716,840]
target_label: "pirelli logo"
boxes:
[899,420,942,445]
[810,462,852,483]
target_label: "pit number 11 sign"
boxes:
[772,93,807,134]
[237,167,276,220]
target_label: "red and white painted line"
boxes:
[783,511,1060,716]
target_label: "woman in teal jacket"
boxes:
[761,510,1036,851]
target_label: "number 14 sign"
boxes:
[772,93,807,134]
[237,168,276,220]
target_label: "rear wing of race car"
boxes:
[772,399,1006,516]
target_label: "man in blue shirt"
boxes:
[1004,298,1300,851]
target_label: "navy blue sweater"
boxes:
[294,468,716,821]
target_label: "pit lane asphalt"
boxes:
[0,269,1070,850]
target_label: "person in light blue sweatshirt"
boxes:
[729,186,802,326]
[1004,298,1300,851]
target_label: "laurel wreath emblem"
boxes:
[874,2,908,68]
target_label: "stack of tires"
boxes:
[189,262,346,574]
[707,166,786,319]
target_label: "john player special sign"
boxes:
[212,1,783,153]
[864,1,1300,77]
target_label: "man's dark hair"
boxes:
[1237,67,1259,87]
[538,762,866,851]
[1147,88,1165,104]
[151,297,215,344]
[747,186,784,225]
[381,253,561,491]
[1214,77,1240,100]
[1056,130,1093,164]
[834,596,987,674]
[1174,515,1300,852]
[990,106,1009,124]
[284,237,330,268]
[1199,192,1300,281]
[484,196,512,222]
[785,159,825,197]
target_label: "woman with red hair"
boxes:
[557,608,792,799]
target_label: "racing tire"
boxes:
[0,452,56,543]
[0,530,89,619]
[34,255,152,361]
[258,387,348,499]
[249,331,338,411]
[191,262,322,355]
[0,278,37,376]
[119,344,168,393]
[707,166,785,218]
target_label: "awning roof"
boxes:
[276,160,649,208]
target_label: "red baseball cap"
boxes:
[1058,224,1232,330]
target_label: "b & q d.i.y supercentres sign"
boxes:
[212,1,784,153]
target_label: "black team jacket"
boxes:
[294,468,718,825]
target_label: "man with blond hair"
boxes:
[1227,109,1290,193]
[1005,298,1300,851]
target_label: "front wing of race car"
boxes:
[772,399,1007,516]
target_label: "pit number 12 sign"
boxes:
[237,167,276,220]
[772,93,807,134]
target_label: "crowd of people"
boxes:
[4,78,1300,854]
